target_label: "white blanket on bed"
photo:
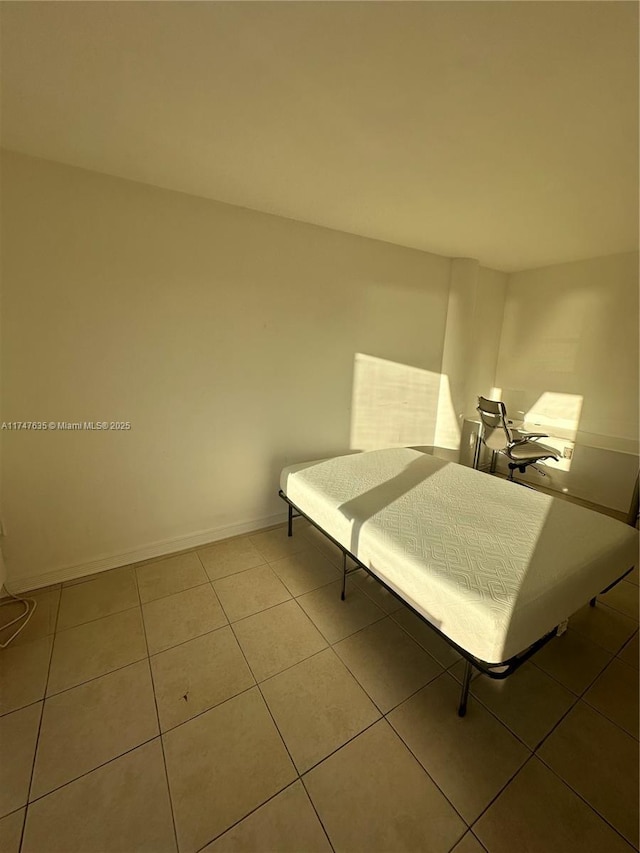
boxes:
[281,448,638,663]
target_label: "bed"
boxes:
[279,448,638,715]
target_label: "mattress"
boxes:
[280,448,638,663]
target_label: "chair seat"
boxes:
[508,441,558,461]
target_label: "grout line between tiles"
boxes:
[297,778,337,853]
[157,682,258,737]
[533,750,639,850]
[464,651,639,842]
[211,578,339,850]
[597,597,639,625]
[331,626,445,718]
[33,584,362,715]
[132,567,180,853]
[529,653,632,752]
[52,601,141,638]
[18,585,61,853]
[139,578,214,608]
[577,679,640,743]
[24,733,161,809]
[467,753,537,835]
[445,663,580,755]
[43,647,149,700]
[193,778,336,853]
[529,642,613,700]
[54,523,290,592]
[6,518,638,851]
[380,702,471,829]
[389,612,463,670]
[295,582,388,647]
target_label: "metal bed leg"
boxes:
[341,553,347,601]
[458,660,472,717]
[287,503,293,537]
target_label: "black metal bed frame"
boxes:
[279,489,633,717]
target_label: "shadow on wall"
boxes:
[349,353,460,452]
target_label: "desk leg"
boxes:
[472,429,482,470]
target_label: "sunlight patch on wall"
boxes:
[350,353,444,451]
[524,391,584,441]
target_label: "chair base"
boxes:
[507,462,550,481]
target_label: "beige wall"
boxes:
[495,252,639,509]
[435,260,508,451]
[1,151,452,589]
[3,150,633,588]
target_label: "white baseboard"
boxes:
[6,511,288,595]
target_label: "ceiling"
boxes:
[1,1,638,272]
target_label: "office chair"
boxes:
[476,396,560,480]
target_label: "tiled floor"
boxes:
[0,519,638,853]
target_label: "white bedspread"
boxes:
[280,448,638,663]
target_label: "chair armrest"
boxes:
[512,431,549,441]
[510,434,549,448]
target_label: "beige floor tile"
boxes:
[31,660,158,800]
[47,608,146,696]
[0,588,60,648]
[142,584,227,655]
[392,607,462,668]
[451,833,486,853]
[451,660,575,749]
[349,569,405,613]
[249,526,308,562]
[617,630,638,668]
[198,537,266,581]
[213,565,291,623]
[297,579,384,644]
[269,549,340,597]
[304,719,465,853]
[0,808,25,853]
[600,581,639,621]
[334,617,443,713]
[202,781,332,853]
[532,629,612,695]
[261,648,380,772]
[163,688,296,853]
[22,740,176,853]
[62,566,125,588]
[538,701,639,847]
[584,657,639,738]
[0,636,52,715]
[388,673,529,823]
[151,626,254,731]
[474,757,634,853]
[136,552,208,604]
[57,567,139,631]
[0,703,41,817]
[232,599,328,682]
[569,600,638,654]
[301,524,345,568]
